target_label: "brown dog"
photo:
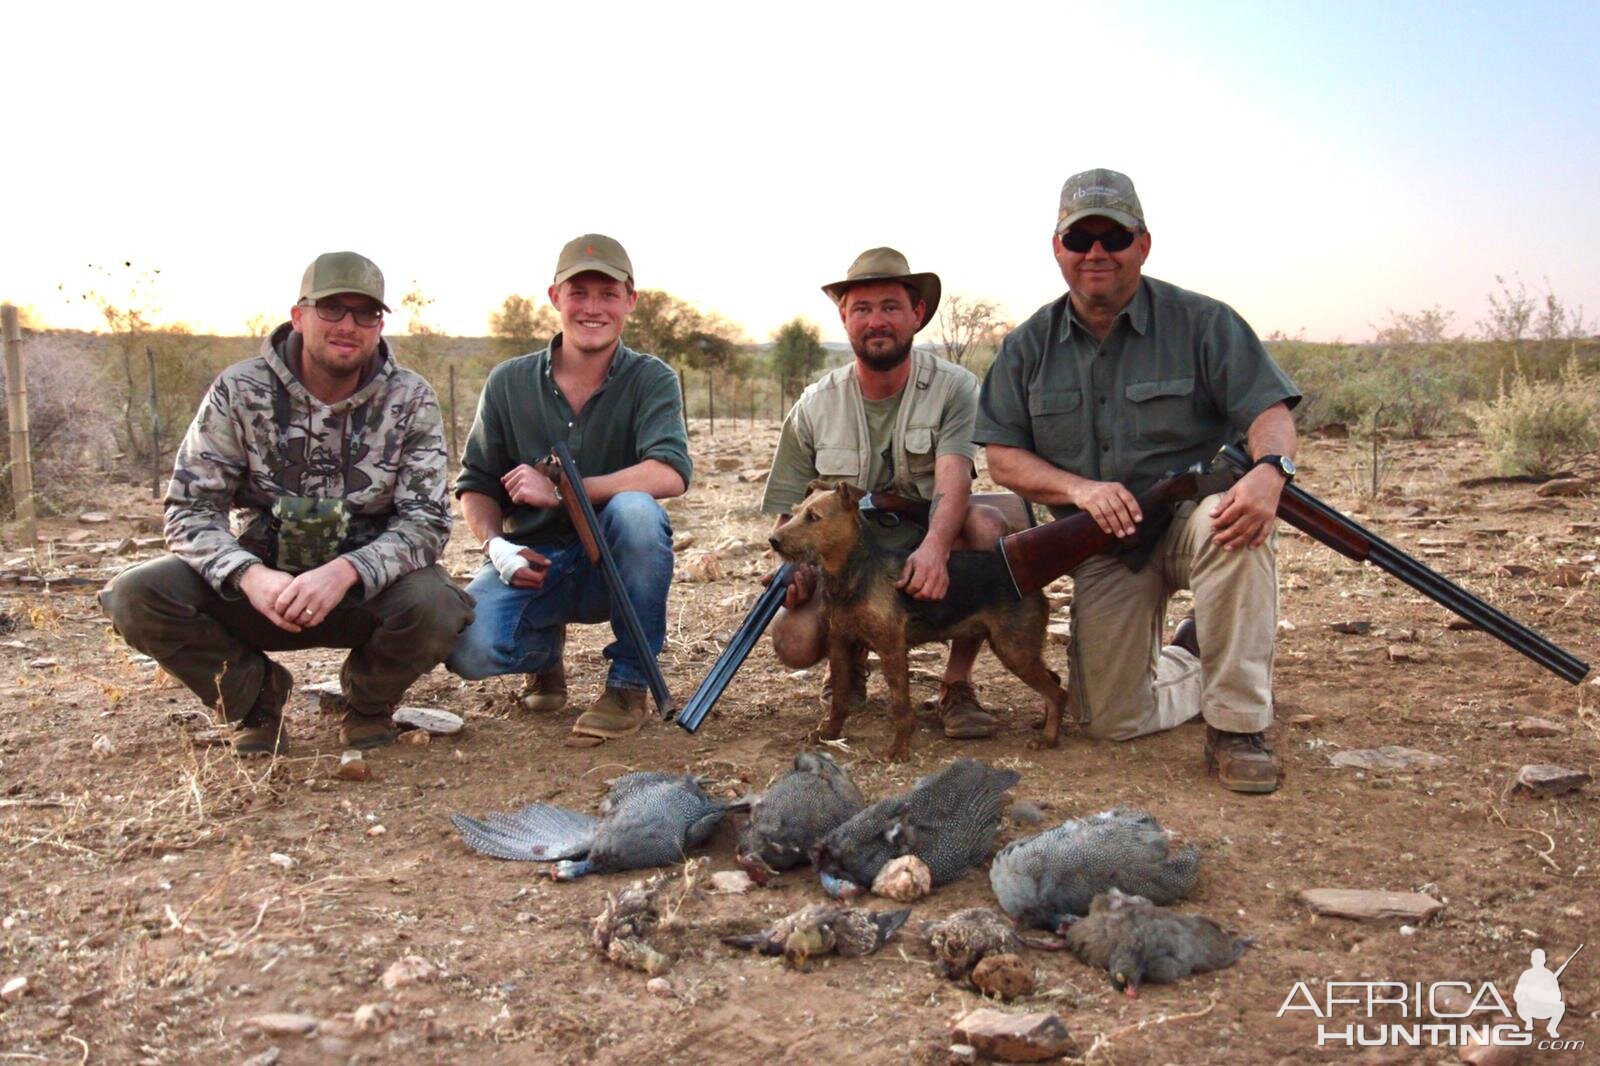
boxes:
[770,481,1067,760]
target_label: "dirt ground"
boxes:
[1,422,1596,1065]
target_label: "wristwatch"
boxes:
[1253,454,1297,482]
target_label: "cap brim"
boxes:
[1056,207,1142,234]
[302,286,392,312]
[554,260,632,286]
[820,272,942,332]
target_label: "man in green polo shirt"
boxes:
[763,247,1010,740]
[447,234,691,741]
[977,169,1301,793]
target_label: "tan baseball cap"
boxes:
[299,251,390,311]
[554,233,634,286]
[820,247,941,330]
[1056,169,1145,234]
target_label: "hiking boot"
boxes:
[571,686,647,739]
[518,662,568,713]
[1205,726,1281,793]
[233,661,292,757]
[821,645,870,708]
[340,709,398,749]
[1170,614,1200,658]
[938,680,997,739]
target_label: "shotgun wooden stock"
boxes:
[1214,442,1589,684]
[999,465,1234,596]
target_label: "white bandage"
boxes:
[487,537,530,585]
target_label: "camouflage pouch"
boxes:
[271,496,351,573]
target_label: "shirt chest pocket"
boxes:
[814,446,862,484]
[1125,377,1195,447]
[904,425,937,478]
[1027,388,1084,464]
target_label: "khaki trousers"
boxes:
[1068,494,1276,740]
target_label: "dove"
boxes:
[1064,888,1251,997]
[450,772,741,880]
[736,752,866,885]
[989,808,1199,932]
[810,758,1020,899]
[722,904,910,966]
[923,908,1027,980]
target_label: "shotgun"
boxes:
[541,442,677,718]
[675,563,795,733]
[863,491,1036,534]
[999,465,1236,596]
[1214,442,1589,684]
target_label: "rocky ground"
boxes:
[0,423,1596,1065]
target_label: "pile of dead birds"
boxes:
[453,753,1251,999]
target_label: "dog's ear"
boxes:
[804,477,836,498]
[834,481,866,507]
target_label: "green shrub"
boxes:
[1469,358,1600,476]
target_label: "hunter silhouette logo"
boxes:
[1515,944,1582,1038]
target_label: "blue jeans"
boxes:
[446,491,673,690]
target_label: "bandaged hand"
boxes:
[487,537,532,584]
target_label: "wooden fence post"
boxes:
[1,305,36,545]
[447,363,459,468]
[146,346,162,499]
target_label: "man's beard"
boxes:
[853,337,913,373]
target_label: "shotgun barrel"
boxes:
[675,564,796,733]
[1215,442,1589,684]
[549,442,677,717]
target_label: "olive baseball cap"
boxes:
[1056,168,1145,234]
[299,251,390,311]
[820,247,941,330]
[554,233,634,286]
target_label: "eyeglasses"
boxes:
[302,298,383,328]
[1059,227,1140,254]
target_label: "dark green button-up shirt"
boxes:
[455,335,692,546]
[976,276,1299,520]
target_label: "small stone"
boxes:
[1535,477,1588,498]
[671,532,696,551]
[737,470,767,483]
[679,552,725,583]
[333,751,370,782]
[1387,644,1430,663]
[77,511,113,524]
[872,855,932,902]
[710,870,754,894]
[970,954,1035,1000]
[242,1049,281,1066]
[91,734,116,758]
[351,1001,395,1033]
[1288,714,1320,729]
[393,706,464,735]
[1513,764,1591,797]
[397,730,431,746]
[366,825,386,837]
[1494,564,1536,578]
[952,1009,1079,1062]
[26,657,58,669]
[268,853,295,870]
[1047,622,1071,646]
[1545,565,1589,588]
[381,955,436,990]
[949,1044,978,1064]
[1329,747,1448,773]
[1511,717,1566,738]
[646,977,673,998]
[1330,619,1372,635]
[2,976,27,1002]
[245,1013,319,1036]
[1299,889,1443,923]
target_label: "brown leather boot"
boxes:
[518,661,568,713]
[938,680,997,739]
[232,661,292,757]
[340,708,398,749]
[571,686,647,739]
[1205,726,1281,793]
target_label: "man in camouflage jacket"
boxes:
[100,252,473,755]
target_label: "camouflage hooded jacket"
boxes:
[164,324,452,599]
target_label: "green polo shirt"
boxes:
[975,276,1299,519]
[455,334,692,546]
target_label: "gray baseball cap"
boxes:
[299,251,390,311]
[1056,169,1145,234]
[554,233,634,286]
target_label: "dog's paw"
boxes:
[1026,734,1060,751]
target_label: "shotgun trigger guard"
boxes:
[857,496,902,528]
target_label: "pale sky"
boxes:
[4,1,1597,344]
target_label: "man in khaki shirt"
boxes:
[977,170,1301,793]
[763,248,1008,739]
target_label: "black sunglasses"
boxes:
[1059,227,1139,254]
[303,298,384,328]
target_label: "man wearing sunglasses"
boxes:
[101,251,471,756]
[446,235,690,743]
[977,169,1301,793]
